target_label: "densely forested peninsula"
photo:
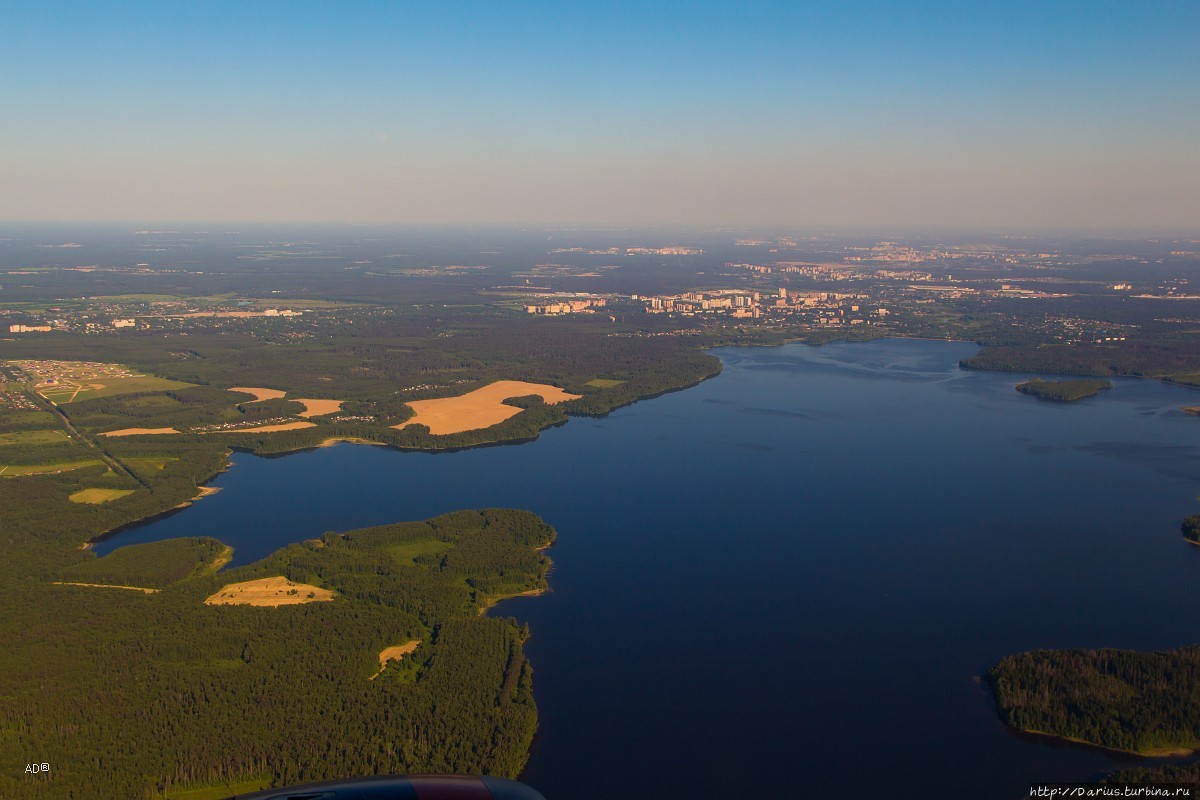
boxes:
[1015,377,1112,402]
[0,508,553,799]
[989,645,1200,756]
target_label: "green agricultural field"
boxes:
[40,374,196,403]
[0,429,70,446]
[69,488,135,504]
[0,459,105,476]
[244,298,364,309]
[87,294,185,303]
[585,378,626,388]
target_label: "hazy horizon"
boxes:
[3,1,1197,230]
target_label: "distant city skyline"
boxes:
[2,1,1197,230]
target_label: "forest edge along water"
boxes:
[93,339,1200,799]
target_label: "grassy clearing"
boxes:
[52,582,159,594]
[198,544,234,576]
[386,539,452,564]
[120,394,184,411]
[0,429,70,446]
[161,777,271,800]
[69,488,134,504]
[0,459,104,476]
[1169,373,1200,388]
[122,456,177,473]
[46,375,195,403]
[87,294,184,303]
[244,298,362,309]
[585,378,626,388]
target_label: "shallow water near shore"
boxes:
[100,339,1200,799]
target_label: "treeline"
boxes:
[989,645,1200,754]
[61,536,227,588]
[1104,763,1200,787]
[963,339,1200,379]
[0,509,552,799]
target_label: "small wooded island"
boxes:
[1183,515,1200,545]
[989,645,1200,757]
[1015,377,1112,402]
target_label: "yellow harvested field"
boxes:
[395,380,580,435]
[369,641,422,680]
[102,427,180,436]
[69,488,134,504]
[204,576,336,607]
[229,387,287,401]
[294,398,345,417]
[202,421,316,434]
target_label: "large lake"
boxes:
[99,339,1200,799]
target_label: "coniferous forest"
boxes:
[0,316,727,799]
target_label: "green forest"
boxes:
[989,646,1200,755]
[0,311,736,798]
[962,338,1200,380]
[1015,377,1112,402]
[0,508,553,799]
[6,248,1200,795]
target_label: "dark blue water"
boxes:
[99,340,1200,799]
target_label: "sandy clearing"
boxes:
[102,427,179,436]
[172,485,222,510]
[53,581,159,594]
[229,386,287,401]
[201,421,317,434]
[320,437,385,448]
[294,398,345,417]
[478,587,546,615]
[369,641,422,680]
[395,380,581,435]
[69,488,134,504]
[204,576,336,606]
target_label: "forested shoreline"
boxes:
[0,507,555,799]
[0,316,735,798]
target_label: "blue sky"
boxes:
[2,1,1197,228]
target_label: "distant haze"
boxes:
[2,1,1197,230]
